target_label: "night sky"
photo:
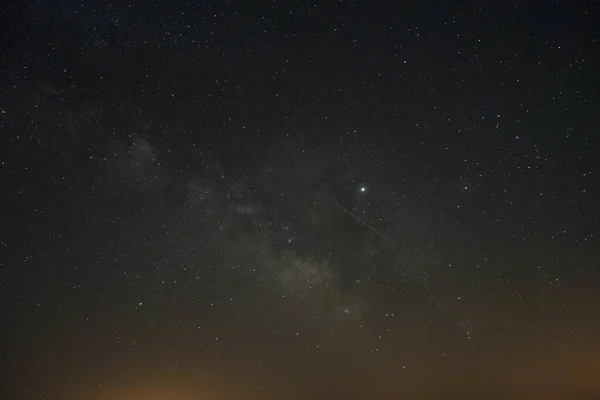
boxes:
[2,1,600,399]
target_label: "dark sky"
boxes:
[2,1,600,399]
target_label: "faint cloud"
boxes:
[104,134,166,190]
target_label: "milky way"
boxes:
[2,1,600,399]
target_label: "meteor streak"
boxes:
[330,199,390,242]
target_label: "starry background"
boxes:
[2,1,600,399]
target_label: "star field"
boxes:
[1,1,600,399]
